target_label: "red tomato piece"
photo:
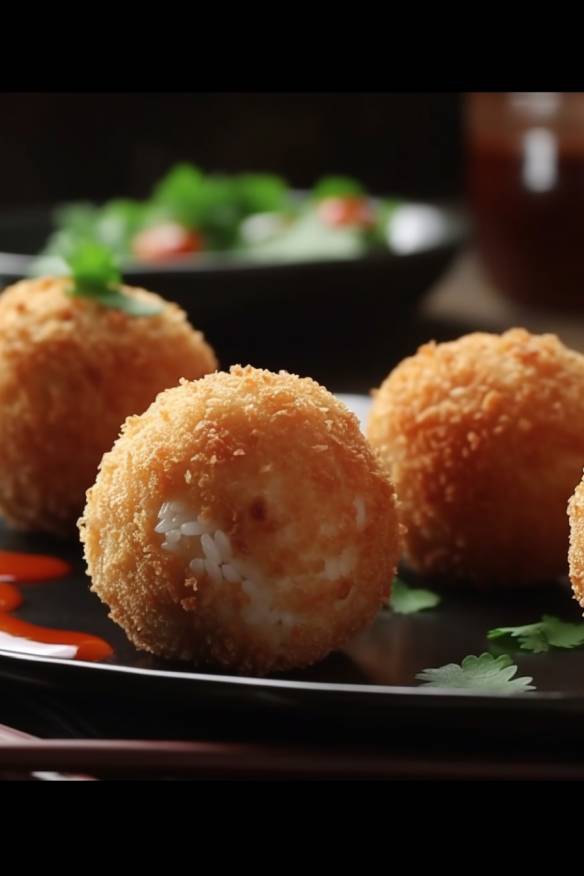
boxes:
[132,223,204,263]
[317,196,376,228]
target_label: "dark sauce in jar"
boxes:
[467,92,584,310]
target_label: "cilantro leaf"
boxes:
[542,615,584,648]
[312,175,366,200]
[80,288,162,317]
[388,577,441,615]
[488,615,584,654]
[193,176,243,249]
[151,163,206,229]
[151,166,241,249]
[64,240,161,316]
[416,653,535,695]
[488,622,549,654]
[67,238,120,290]
[236,174,290,216]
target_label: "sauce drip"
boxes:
[0,583,23,612]
[0,549,112,661]
[0,549,72,582]
[0,614,113,661]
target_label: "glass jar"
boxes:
[466,92,584,310]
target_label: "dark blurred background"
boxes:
[0,92,467,387]
[0,93,463,207]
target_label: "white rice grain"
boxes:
[189,558,205,576]
[181,520,203,537]
[214,530,232,561]
[201,533,221,565]
[222,563,241,583]
[204,558,222,584]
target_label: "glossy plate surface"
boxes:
[2,394,584,737]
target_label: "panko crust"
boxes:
[79,365,400,674]
[568,478,584,608]
[368,328,584,584]
[0,276,217,535]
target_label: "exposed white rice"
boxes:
[154,518,177,534]
[188,557,205,576]
[156,500,242,589]
[214,530,232,562]
[222,563,241,583]
[201,533,221,565]
[181,520,203,536]
[155,496,363,636]
[204,558,223,585]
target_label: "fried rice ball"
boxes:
[0,276,217,535]
[367,328,584,584]
[79,366,400,674]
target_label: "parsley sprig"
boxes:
[65,240,161,316]
[488,615,584,654]
[387,577,441,615]
[312,175,366,200]
[416,653,535,695]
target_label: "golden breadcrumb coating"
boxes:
[79,366,400,674]
[0,276,217,535]
[568,479,584,607]
[368,328,584,584]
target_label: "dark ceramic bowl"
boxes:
[0,203,465,381]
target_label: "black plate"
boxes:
[0,205,464,382]
[2,394,584,743]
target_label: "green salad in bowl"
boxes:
[33,164,402,273]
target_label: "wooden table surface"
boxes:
[422,251,584,351]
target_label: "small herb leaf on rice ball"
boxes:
[79,366,401,674]
[0,245,217,535]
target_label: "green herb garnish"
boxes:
[65,240,161,316]
[488,615,584,654]
[33,163,404,271]
[236,174,290,216]
[312,175,366,200]
[388,577,441,615]
[151,166,291,249]
[150,163,207,230]
[416,653,535,695]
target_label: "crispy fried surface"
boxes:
[79,366,400,674]
[0,276,217,535]
[367,328,584,584]
[568,479,584,607]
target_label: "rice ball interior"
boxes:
[79,366,400,674]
